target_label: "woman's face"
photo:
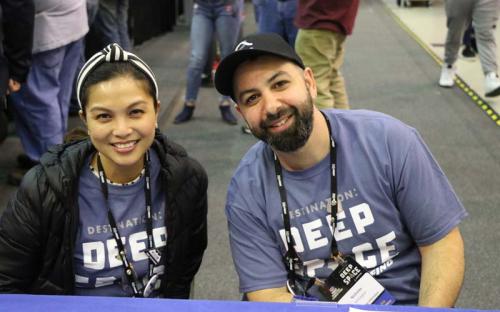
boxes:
[82,75,159,179]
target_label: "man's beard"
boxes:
[251,91,314,152]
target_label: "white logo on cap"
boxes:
[235,40,253,51]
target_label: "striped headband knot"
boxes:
[76,43,159,109]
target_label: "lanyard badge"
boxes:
[317,256,395,304]
[274,112,394,304]
[97,151,163,298]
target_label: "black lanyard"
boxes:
[96,151,155,297]
[273,111,340,290]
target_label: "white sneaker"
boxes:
[439,64,456,88]
[484,72,500,97]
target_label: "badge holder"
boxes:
[317,256,395,305]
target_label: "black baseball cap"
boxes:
[214,33,305,102]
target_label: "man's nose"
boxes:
[261,91,282,116]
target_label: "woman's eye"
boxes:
[130,109,144,116]
[96,113,111,120]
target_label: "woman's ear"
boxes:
[79,110,87,126]
[155,100,161,114]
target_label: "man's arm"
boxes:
[246,286,292,302]
[2,0,34,83]
[418,227,464,307]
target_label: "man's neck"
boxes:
[274,109,330,171]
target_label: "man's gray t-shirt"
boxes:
[226,109,467,305]
[74,150,166,297]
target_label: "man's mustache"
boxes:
[260,107,296,129]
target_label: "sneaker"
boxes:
[485,72,500,97]
[439,64,456,88]
[219,105,238,125]
[174,105,195,124]
[461,45,476,58]
[241,125,252,135]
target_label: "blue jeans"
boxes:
[87,0,100,26]
[94,0,131,50]
[10,39,84,161]
[253,0,298,46]
[185,0,240,103]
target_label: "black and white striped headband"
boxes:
[76,43,159,109]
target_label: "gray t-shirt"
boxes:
[74,150,166,297]
[226,109,467,305]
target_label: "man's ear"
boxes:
[304,67,318,98]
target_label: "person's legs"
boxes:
[328,32,348,109]
[278,0,298,46]
[58,39,85,134]
[255,0,284,38]
[443,0,472,66]
[9,47,66,163]
[175,2,215,123]
[94,1,121,47]
[473,0,500,96]
[295,28,349,109]
[87,0,100,26]
[440,0,472,87]
[117,0,131,49]
[215,0,240,124]
[472,0,499,75]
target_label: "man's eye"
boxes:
[245,94,259,105]
[273,80,289,89]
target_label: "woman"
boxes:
[0,44,208,298]
[173,0,241,125]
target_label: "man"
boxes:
[0,0,34,143]
[7,0,88,185]
[214,33,467,306]
[294,0,359,109]
[439,0,500,97]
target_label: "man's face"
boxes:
[233,56,317,152]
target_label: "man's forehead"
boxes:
[234,56,300,82]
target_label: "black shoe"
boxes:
[462,45,476,58]
[17,154,39,170]
[174,105,195,124]
[219,105,237,125]
[241,125,252,134]
[7,168,29,186]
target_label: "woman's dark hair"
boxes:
[80,62,157,116]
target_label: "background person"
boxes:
[0,0,34,144]
[294,0,360,110]
[439,0,500,97]
[214,33,467,306]
[174,0,240,125]
[7,0,89,186]
[0,44,208,297]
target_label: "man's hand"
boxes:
[246,286,293,302]
[418,227,465,307]
[7,79,21,94]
